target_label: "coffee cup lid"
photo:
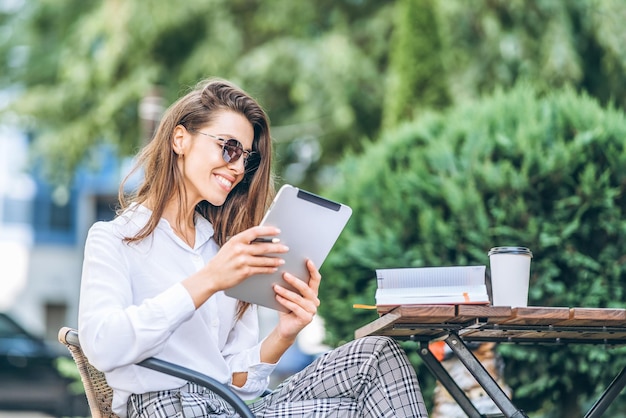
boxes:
[488,246,532,257]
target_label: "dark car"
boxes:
[0,312,89,417]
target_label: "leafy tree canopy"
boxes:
[0,0,392,187]
[2,0,626,191]
[436,0,626,109]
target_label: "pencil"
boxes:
[251,237,281,243]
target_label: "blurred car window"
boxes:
[0,313,89,417]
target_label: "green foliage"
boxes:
[0,0,393,189]
[3,1,626,194]
[319,84,626,415]
[437,0,626,109]
[56,356,84,395]
[383,0,450,129]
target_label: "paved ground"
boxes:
[0,412,53,417]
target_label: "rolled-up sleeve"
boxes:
[222,306,277,398]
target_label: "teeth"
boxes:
[216,175,232,188]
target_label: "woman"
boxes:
[78,78,428,418]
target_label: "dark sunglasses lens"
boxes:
[222,139,243,163]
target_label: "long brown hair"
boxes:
[119,78,275,316]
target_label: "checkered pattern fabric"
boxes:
[128,383,237,418]
[128,336,428,417]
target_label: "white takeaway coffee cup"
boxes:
[488,247,533,307]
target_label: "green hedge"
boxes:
[319,84,626,416]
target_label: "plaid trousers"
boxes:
[128,336,429,418]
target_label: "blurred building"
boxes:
[0,125,124,341]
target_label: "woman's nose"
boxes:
[228,157,245,174]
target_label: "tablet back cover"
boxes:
[225,184,352,311]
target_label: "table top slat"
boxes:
[499,307,571,325]
[395,305,457,323]
[354,308,402,339]
[452,305,513,323]
[555,308,626,326]
[376,305,399,315]
[355,305,457,339]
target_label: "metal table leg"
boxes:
[445,333,528,418]
[585,366,626,418]
[418,341,485,418]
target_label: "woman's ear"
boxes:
[172,125,187,155]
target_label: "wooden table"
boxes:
[355,305,626,418]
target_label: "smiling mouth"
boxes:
[215,174,233,189]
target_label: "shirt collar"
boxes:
[194,214,215,247]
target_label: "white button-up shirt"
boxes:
[78,204,275,417]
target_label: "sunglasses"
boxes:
[194,131,258,169]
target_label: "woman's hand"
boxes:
[274,259,321,341]
[182,226,288,307]
[260,259,321,364]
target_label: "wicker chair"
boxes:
[58,327,255,418]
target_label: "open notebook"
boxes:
[375,265,489,306]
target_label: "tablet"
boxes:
[225,184,352,312]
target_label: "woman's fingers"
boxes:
[275,271,320,310]
[224,228,288,267]
[238,225,282,244]
[275,290,315,319]
[281,260,321,303]
[247,241,289,258]
[275,293,316,323]
[304,259,322,295]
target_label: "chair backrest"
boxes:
[58,327,119,418]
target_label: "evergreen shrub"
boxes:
[319,84,626,415]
